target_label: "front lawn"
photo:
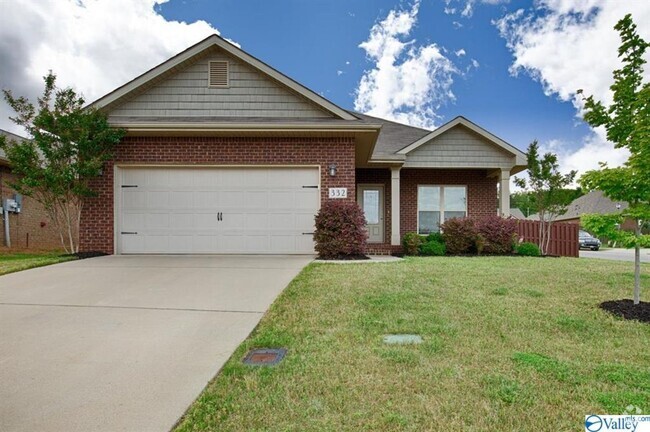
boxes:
[176,257,650,431]
[0,251,75,276]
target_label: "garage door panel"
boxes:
[296,191,318,210]
[244,191,268,209]
[145,213,170,229]
[118,167,319,254]
[122,190,145,209]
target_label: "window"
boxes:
[418,186,467,234]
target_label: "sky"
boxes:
[0,0,649,182]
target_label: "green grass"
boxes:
[175,257,650,432]
[0,251,74,275]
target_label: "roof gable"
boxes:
[90,35,356,121]
[398,116,526,166]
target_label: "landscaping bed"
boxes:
[175,256,650,431]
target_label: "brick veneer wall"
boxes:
[0,165,63,250]
[356,168,498,253]
[80,136,356,253]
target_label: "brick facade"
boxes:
[357,168,498,253]
[80,136,356,253]
[1,165,63,250]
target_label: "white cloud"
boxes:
[455,49,466,57]
[0,0,228,133]
[445,0,510,18]
[354,1,458,129]
[495,0,649,178]
[337,70,344,76]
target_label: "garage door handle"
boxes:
[121,231,138,235]
[302,232,315,235]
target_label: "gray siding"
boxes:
[404,125,515,169]
[109,49,333,119]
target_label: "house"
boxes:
[509,208,527,220]
[554,190,639,231]
[81,34,527,255]
[1,129,63,250]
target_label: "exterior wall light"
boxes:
[328,164,337,177]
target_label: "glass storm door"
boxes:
[357,185,384,243]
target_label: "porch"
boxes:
[356,168,511,254]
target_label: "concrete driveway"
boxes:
[580,248,650,263]
[0,255,312,432]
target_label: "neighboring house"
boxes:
[509,208,527,220]
[81,34,526,255]
[555,190,638,231]
[0,129,62,250]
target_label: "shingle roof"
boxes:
[350,112,431,159]
[509,208,527,219]
[556,190,628,221]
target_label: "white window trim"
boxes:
[417,185,468,235]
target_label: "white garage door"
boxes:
[117,167,319,254]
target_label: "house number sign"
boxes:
[328,188,348,199]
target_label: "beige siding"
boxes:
[404,125,515,169]
[109,48,333,119]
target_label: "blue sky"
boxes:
[1,0,647,177]
[157,0,589,151]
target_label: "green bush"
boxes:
[402,232,422,256]
[516,242,541,257]
[424,232,445,244]
[420,240,446,256]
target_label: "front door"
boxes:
[357,185,384,243]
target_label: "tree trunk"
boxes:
[634,220,641,305]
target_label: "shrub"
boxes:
[314,200,367,259]
[402,232,422,256]
[476,215,518,254]
[441,218,477,255]
[516,242,541,257]
[420,240,446,256]
[424,232,445,244]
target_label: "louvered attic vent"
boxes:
[208,61,229,87]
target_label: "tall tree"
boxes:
[514,141,577,255]
[0,72,124,253]
[578,14,650,305]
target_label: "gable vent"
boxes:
[208,61,229,87]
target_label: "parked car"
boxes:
[579,230,601,251]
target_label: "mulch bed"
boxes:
[599,299,650,324]
[317,254,370,261]
[64,251,109,260]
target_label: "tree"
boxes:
[511,188,583,217]
[577,15,650,306]
[0,72,124,253]
[514,141,577,255]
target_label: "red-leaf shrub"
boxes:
[314,200,368,259]
[476,215,517,254]
[440,218,477,255]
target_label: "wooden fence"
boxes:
[516,220,579,257]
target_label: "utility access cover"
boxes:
[243,348,287,366]
[383,334,423,345]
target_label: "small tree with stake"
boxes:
[514,141,577,255]
[578,14,650,306]
[0,72,124,253]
